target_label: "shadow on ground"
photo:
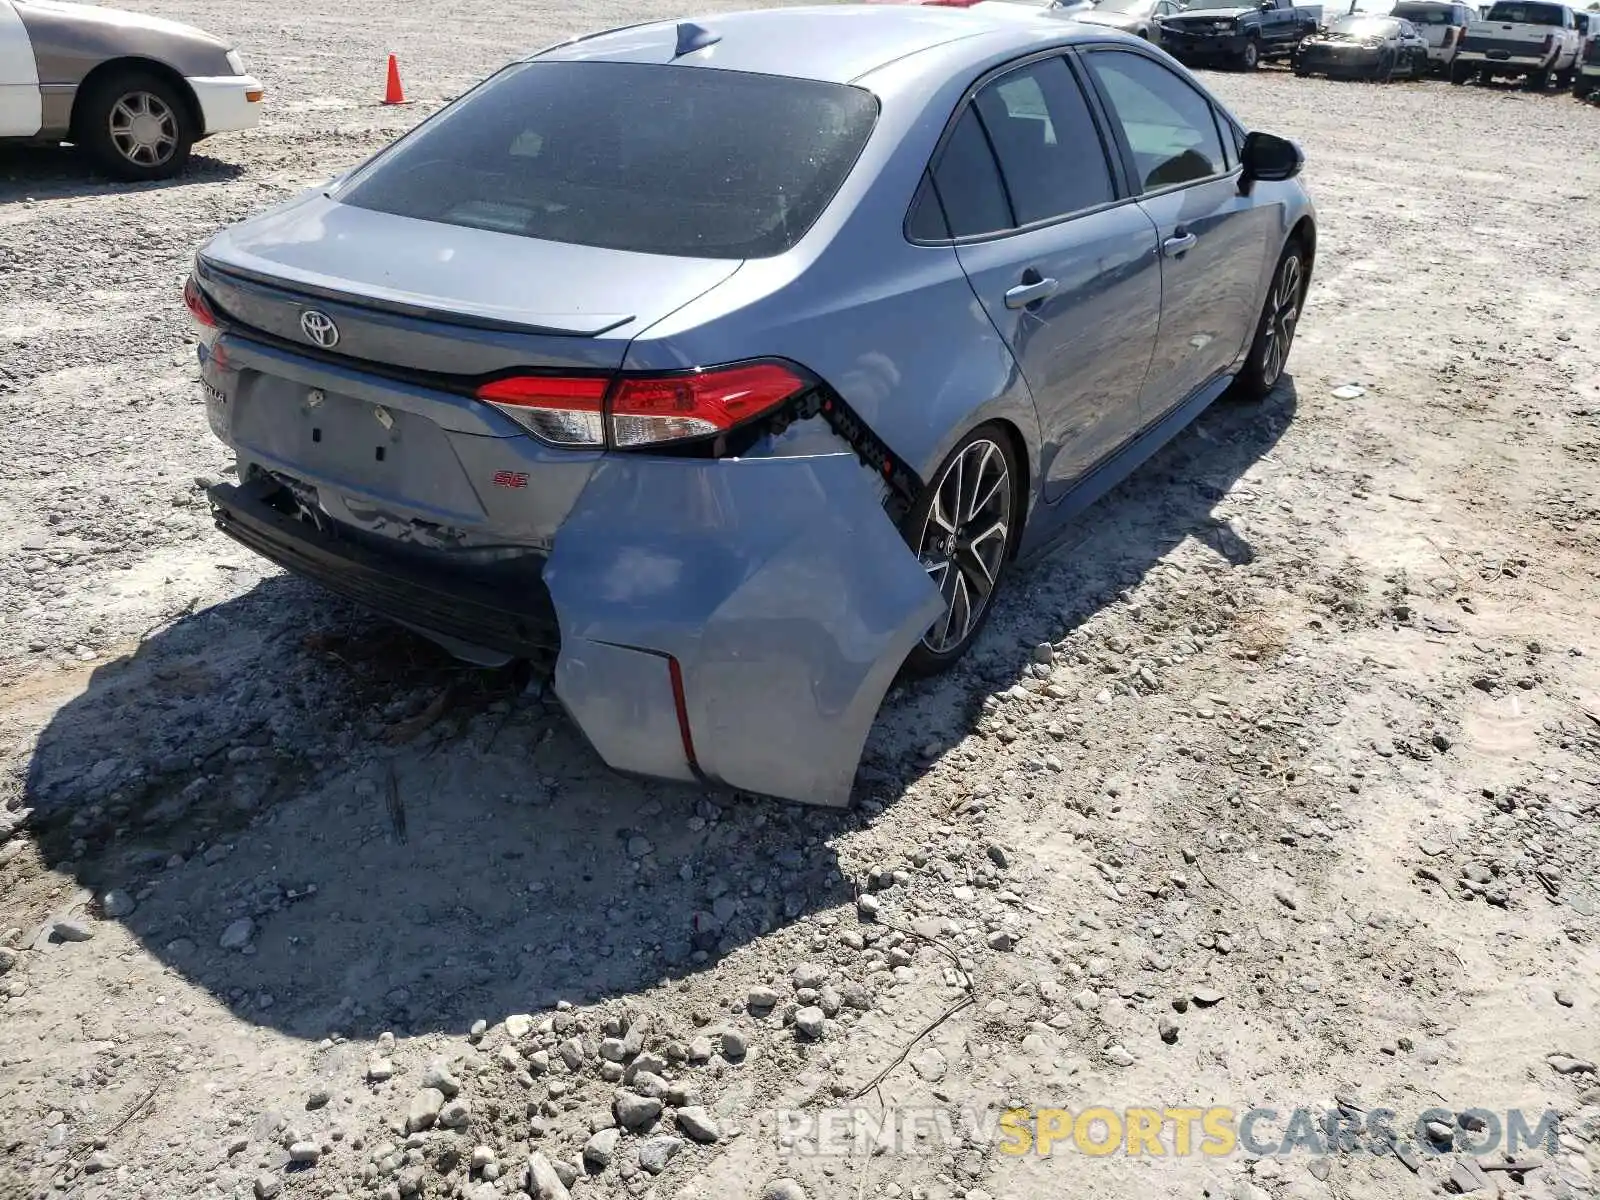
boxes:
[0,144,246,201]
[16,380,1295,1040]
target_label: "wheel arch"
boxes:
[1289,215,1316,284]
[70,57,203,143]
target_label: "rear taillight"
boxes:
[183,276,219,344]
[476,375,608,446]
[474,361,809,450]
[610,363,807,448]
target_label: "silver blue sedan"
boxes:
[188,3,1315,807]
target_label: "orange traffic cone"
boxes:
[383,55,407,105]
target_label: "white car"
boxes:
[0,0,261,180]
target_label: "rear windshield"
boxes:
[1483,1,1566,22]
[1392,4,1454,21]
[339,61,879,260]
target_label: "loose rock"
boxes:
[219,919,254,950]
[406,1088,445,1133]
[794,1006,826,1039]
[614,1090,663,1131]
[677,1105,721,1144]
[637,1135,684,1175]
[527,1151,570,1200]
[583,1127,621,1170]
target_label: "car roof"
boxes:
[529,4,1100,84]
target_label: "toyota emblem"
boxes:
[300,309,340,349]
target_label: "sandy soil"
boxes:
[2,6,1599,1200]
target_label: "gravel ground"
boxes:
[3,6,1600,1200]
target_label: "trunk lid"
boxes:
[197,192,742,376]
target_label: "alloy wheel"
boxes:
[1259,253,1303,389]
[109,91,179,168]
[916,438,1011,655]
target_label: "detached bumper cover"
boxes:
[210,452,942,809]
[545,452,943,808]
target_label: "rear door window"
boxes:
[339,61,878,260]
[971,56,1116,225]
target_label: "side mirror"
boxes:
[1239,131,1303,194]
[1259,1,1274,10]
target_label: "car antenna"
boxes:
[674,21,721,56]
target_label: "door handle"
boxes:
[1163,231,1198,258]
[1004,276,1060,309]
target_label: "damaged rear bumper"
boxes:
[209,451,941,809]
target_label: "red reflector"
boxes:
[183,276,217,328]
[609,362,806,448]
[667,655,700,773]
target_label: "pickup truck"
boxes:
[1449,0,1582,85]
[1158,0,1324,68]
[1575,18,1600,96]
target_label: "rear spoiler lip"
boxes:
[194,254,634,339]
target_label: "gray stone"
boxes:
[1192,988,1224,1007]
[1548,1055,1597,1075]
[792,963,829,990]
[986,930,1014,951]
[0,946,18,974]
[599,1038,628,1063]
[407,1088,445,1132]
[911,1047,947,1082]
[1158,1016,1179,1044]
[687,1036,714,1063]
[101,890,136,919]
[1555,989,1575,1008]
[558,1037,587,1071]
[583,1127,622,1170]
[637,1136,684,1175]
[289,1142,321,1164]
[794,1006,826,1040]
[857,894,881,920]
[84,1150,118,1173]
[51,917,94,943]
[253,1174,282,1200]
[438,1099,471,1129]
[368,1057,394,1082]
[720,1029,749,1060]
[1107,1045,1136,1067]
[762,1180,808,1200]
[818,985,844,1018]
[504,1014,533,1040]
[614,1090,663,1131]
[421,1064,460,1098]
[219,918,254,950]
[1071,989,1100,1012]
[306,1088,331,1110]
[527,1152,570,1200]
[747,986,781,1011]
[676,1106,721,1144]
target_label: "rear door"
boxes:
[1079,46,1273,419]
[922,53,1162,500]
[0,0,42,137]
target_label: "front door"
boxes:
[0,0,41,138]
[926,54,1162,500]
[1080,47,1275,418]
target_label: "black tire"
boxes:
[1449,61,1470,83]
[900,425,1020,678]
[76,70,195,182]
[1233,239,1308,403]
[1555,67,1575,88]
[1576,78,1595,99]
[1414,51,1429,78]
[1528,68,1550,89]
[1239,38,1261,70]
